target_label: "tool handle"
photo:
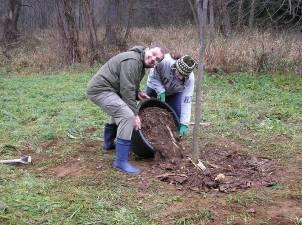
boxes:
[0,159,22,164]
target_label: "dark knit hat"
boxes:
[175,55,197,76]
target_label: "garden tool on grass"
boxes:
[0,155,32,165]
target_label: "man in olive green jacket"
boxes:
[87,45,164,174]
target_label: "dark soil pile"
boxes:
[139,107,278,193]
[151,149,278,193]
[140,107,184,161]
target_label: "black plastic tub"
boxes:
[131,99,180,158]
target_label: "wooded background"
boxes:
[0,0,301,72]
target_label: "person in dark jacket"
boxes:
[87,45,165,174]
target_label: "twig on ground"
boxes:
[188,157,207,171]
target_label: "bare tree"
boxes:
[187,0,198,24]
[237,0,244,29]
[193,0,207,160]
[2,0,21,43]
[105,0,119,46]
[203,0,209,36]
[55,0,81,64]
[82,0,102,65]
[105,0,134,49]
[249,0,256,28]
[220,0,231,35]
[150,0,160,26]
[209,0,215,36]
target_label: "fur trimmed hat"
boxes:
[175,55,197,76]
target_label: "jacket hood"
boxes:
[129,45,145,54]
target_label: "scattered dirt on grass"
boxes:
[54,161,84,178]
[84,127,98,134]
[296,154,302,161]
[265,200,302,219]
[22,139,113,180]
[139,106,279,193]
[214,136,247,152]
[251,200,302,225]
[40,138,61,149]
[271,134,293,142]
[82,139,100,148]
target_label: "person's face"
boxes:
[144,47,164,68]
[174,69,185,81]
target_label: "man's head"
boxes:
[175,55,197,77]
[144,45,165,68]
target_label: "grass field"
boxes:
[0,69,301,224]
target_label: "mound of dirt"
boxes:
[140,107,185,160]
[139,106,278,193]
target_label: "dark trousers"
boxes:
[146,87,182,119]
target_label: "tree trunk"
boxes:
[249,0,256,28]
[82,0,102,64]
[105,0,119,46]
[193,0,206,160]
[237,0,244,29]
[203,0,209,36]
[187,0,198,25]
[2,0,21,43]
[55,0,81,64]
[150,0,160,26]
[209,0,215,37]
[221,0,231,35]
[123,0,134,41]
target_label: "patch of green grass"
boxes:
[173,208,214,225]
[225,190,271,207]
[0,165,151,225]
[223,213,253,225]
[0,71,105,151]
[202,73,302,159]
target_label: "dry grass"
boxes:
[130,26,301,75]
[1,25,301,75]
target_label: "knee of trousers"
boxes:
[116,115,135,140]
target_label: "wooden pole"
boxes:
[192,0,206,160]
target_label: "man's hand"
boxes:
[138,91,150,101]
[133,115,141,130]
[179,124,188,137]
[157,92,165,102]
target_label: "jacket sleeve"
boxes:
[119,59,143,115]
[180,73,195,125]
[147,63,166,94]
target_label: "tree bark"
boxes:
[150,0,160,26]
[209,0,215,36]
[82,0,102,64]
[187,0,198,25]
[221,0,231,35]
[105,0,119,46]
[249,0,256,28]
[105,0,133,50]
[237,0,244,29]
[55,0,81,64]
[123,0,134,41]
[2,0,21,43]
[203,0,209,36]
[193,0,206,160]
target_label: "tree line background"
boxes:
[0,0,301,74]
